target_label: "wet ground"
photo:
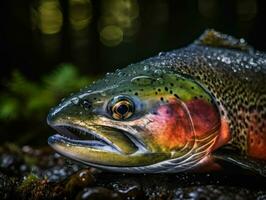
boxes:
[0,143,266,200]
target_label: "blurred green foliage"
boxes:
[0,64,96,145]
[0,64,94,121]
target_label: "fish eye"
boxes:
[108,96,135,120]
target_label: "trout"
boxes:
[47,30,266,175]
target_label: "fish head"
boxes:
[47,64,221,172]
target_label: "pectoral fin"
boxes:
[213,147,266,177]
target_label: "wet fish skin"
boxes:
[47,30,266,173]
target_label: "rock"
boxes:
[0,172,18,200]
[75,187,121,200]
[1,144,266,200]
[173,185,266,200]
[111,179,145,200]
[0,152,26,176]
[65,168,96,197]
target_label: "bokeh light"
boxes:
[236,0,257,21]
[99,0,139,47]
[69,0,93,31]
[198,0,219,18]
[100,25,123,47]
[34,0,63,35]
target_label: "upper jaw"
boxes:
[48,123,148,155]
[48,125,120,153]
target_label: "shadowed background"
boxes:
[0,0,266,145]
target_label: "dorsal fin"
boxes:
[194,29,254,53]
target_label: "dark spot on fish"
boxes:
[191,86,194,90]
[135,92,138,96]
[240,135,245,141]
[140,88,144,91]
[257,105,263,111]
[174,94,180,99]
[158,88,161,92]
[155,92,158,95]
[166,109,170,114]
[128,89,132,92]
[170,83,174,86]
[170,90,173,94]
[165,87,168,91]
[160,97,164,101]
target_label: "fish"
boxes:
[47,30,266,175]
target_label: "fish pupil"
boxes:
[117,104,129,115]
[108,96,135,120]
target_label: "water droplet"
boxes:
[249,58,257,66]
[143,65,149,71]
[221,56,231,64]
[240,38,245,44]
[154,69,161,74]
[71,97,79,105]
[156,78,164,84]
[158,52,165,56]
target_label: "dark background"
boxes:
[0,0,266,145]
[1,0,266,80]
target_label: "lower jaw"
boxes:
[48,134,119,152]
[48,134,169,167]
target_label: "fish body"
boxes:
[47,30,266,175]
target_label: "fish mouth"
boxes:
[48,124,146,155]
[48,123,172,168]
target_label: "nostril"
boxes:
[82,99,92,110]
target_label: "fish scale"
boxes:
[139,32,266,157]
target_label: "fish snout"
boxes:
[47,98,78,127]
